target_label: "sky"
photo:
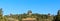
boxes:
[0,0,60,15]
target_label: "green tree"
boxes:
[55,10,60,21]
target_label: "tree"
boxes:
[55,10,60,21]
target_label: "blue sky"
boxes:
[0,0,60,15]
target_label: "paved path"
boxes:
[8,18,18,21]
